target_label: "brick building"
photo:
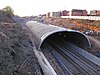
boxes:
[61,10,69,16]
[71,9,87,16]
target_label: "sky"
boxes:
[0,0,100,16]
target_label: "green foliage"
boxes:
[2,6,14,17]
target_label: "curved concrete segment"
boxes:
[26,21,91,50]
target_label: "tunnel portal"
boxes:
[26,21,91,50]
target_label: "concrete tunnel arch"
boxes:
[26,21,91,50]
[39,30,91,50]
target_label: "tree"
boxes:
[2,6,14,17]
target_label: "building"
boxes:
[46,12,50,17]
[61,10,69,16]
[53,11,61,18]
[90,10,100,16]
[71,9,87,16]
[49,11,61,18]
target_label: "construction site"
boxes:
[0,8,100,75]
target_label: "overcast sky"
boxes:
[0,0,100,16]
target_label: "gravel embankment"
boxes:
[0,21,43,75]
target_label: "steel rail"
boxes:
[49,41,90,75]
[54,40,100,75]
[59,39,100,71]
[45,39,100,75]
[43,43,73,75]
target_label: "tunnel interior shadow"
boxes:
[40,31,91,50]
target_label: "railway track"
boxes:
[43,39,100,75]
